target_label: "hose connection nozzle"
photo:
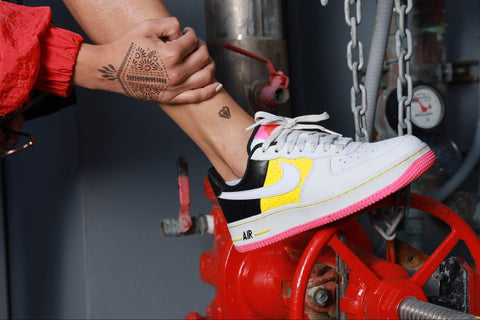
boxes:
[160,157,214,237]
[223,43,290,112]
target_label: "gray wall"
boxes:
[1,0,480,319]
[3,0,215,319]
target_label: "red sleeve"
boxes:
[0,2,83,116]
[35,25,84,98]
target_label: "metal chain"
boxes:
[368,0,413,242]
[368,186,411,241]
[394,0,413,136]
[345,0,369,142]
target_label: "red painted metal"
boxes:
[192,179,480,319]
[288,226,339,319]
[177,157,192,233]
[197,179,372,319]
[289,193,480,319]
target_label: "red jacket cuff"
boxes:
[0,2,52,116]
[35,25,84,97]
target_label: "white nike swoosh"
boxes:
[219,161,302,200]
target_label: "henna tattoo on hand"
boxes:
[97,42,169,102]
[218,106,231,119]
[97,64,118,81]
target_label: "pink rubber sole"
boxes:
[235,149,436,252]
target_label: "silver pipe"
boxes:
[432,117,480,202]
[364,0,394,140]
[399,297,478,320]
[432,60,480,202]
[204,0,291,116]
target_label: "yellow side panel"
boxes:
[260,158,313,212]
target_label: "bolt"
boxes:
[308,286,330,307]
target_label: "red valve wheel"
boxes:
[289,193,480,319]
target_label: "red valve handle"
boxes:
[289,193,480,319]
[223,43,290,110]
[222,43,290,87]
[223,43,290,88]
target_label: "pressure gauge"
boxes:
[410,85,445,129]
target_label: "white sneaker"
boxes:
[207,112,436,252]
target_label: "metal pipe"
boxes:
[204,0,291,116]
[364,0,394,140]
[432,105,480,202]
[398,297,478,320]
[432,38,480,201]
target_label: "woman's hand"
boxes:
[74,17,221,104]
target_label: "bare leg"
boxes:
[64,1,437,253]
[64,0,253,181]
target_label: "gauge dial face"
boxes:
[411,85,445,129]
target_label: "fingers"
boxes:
[169,82,223,105]
[178,39,211,78]
[138,17,182,41]
[166,27,199,61]
[110,18,221,105]
[167,54,219,105]
[175,56,216,91]
[166,39,212,87]
[138,21,208,81]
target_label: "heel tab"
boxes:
[207,167,225,197]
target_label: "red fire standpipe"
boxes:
[159,159,480,318]
[184,178,480,319]
[204,0,292,116]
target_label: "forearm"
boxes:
[73,43,112,92]
[63,0,171,44]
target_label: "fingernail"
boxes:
[215,83,223,93]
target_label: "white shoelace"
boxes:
[246,112,352,154]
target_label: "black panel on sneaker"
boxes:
[207,159,269,223]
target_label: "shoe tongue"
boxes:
[248,124,279,153]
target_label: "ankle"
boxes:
[215,163,245,182]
